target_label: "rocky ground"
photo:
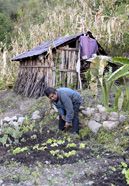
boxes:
[0,89,129,186]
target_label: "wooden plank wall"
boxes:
[14,47,79,97]
[56,47,78,88]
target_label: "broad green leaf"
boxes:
[112,57,129,65]
[107,65,129,82]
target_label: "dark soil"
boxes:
[0,90,128,185]
[0,125,128,186]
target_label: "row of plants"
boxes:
[12,135,86,159]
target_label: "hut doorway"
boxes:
[54,46,78,89]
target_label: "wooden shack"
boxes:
[12,32,106,98]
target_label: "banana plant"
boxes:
[89,56,129,109]
[89,55,111,106]
[112,57,129,65]
[107,65,129,82]
[107,57,129,111]
[122,87,129,111]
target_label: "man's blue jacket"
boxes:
[52,87,83,123]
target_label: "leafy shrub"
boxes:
[0,116,35,146]
[121,162,129,185]
[0,126,23,146]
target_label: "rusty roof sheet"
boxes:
[12,33,81,61]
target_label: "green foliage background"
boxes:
[0,0,129,52]
[0,0,129,87]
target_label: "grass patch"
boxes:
[79,126,92,139]
[96,129,115,144]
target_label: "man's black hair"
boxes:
[44,87,57,97]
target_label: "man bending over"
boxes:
[44,87,83,134]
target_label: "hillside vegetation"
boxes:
[0,0,129,87]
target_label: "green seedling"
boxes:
[66,143,77,148]
[67,136,71,142]
[50,150,60,156]
[57,139,65,145]
[79,143,86,149]
[46,138,53,144]
[57,154,64,159]
[47,138,65,146]
[109,166,116,172]
[12,147,28,155]
[50,143,58,147]
[33,144,47,151]
[64,150,76,158]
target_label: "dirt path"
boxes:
[0,90,38,119]
[0,156,126,186]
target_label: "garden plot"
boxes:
[0,123,128,186]
[0,90,128,185]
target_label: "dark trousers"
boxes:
[59,103,80,133]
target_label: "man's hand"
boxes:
[61,115,66,121]
[64,122,72,129]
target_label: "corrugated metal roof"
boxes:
[12,33,81,61]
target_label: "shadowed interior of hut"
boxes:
[80,60,90,89]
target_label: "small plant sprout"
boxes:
[79,143,86,149]
[12,147,29,155]
[67,136,71,142]
[109,166,116,172]
[66,143,77,148]
[57,139,65,145]
[57,154,64,159]
[46,138,53,144]
[50,150,60,156]
[33,144,47,151]
[64,150,76,158]
[50,143,58,147]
